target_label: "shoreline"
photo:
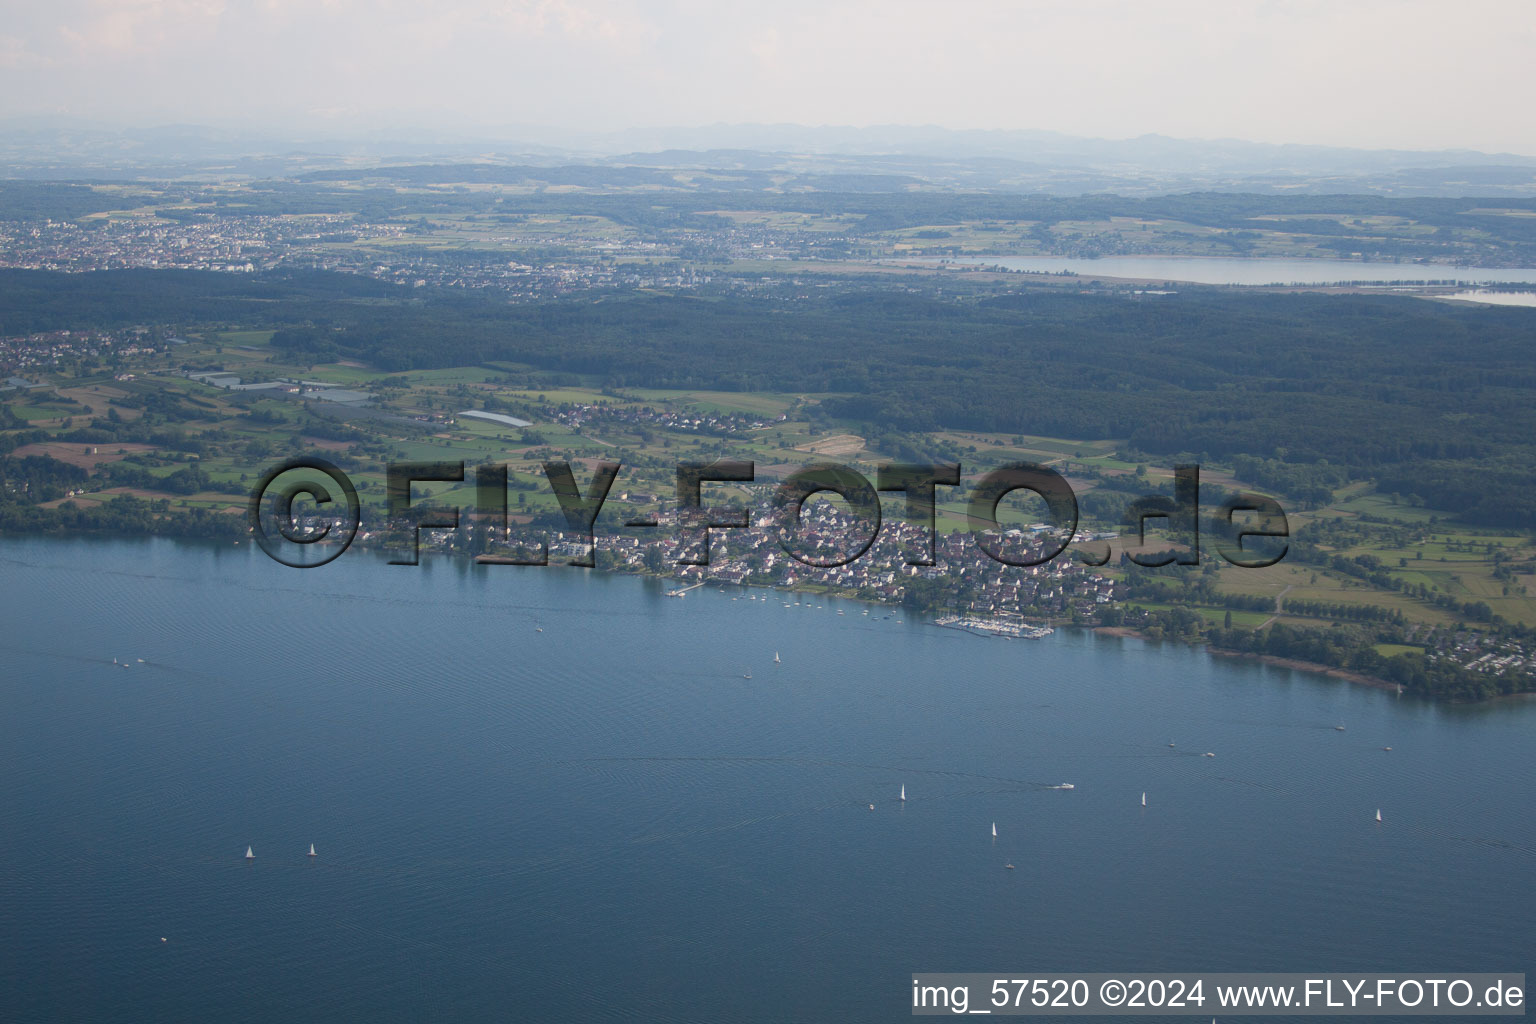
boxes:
[2,531,1522,703]
[1091,623,1409,695]
[1205,647,1403,694]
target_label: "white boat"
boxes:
[868,803,874,810]
[1335,723,1346,731]
[900,785,906,801]
[774,652,780,664]
[1375,809,1382,823]
[1141,792,1146,807]
[1056,783,1074,790]
[1204,752,1215,758]
[991,822,997,838]
[308,843,316,857]
[245,846,254,860]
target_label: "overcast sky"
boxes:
[2,0,1533,154]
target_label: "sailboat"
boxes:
[1141,792,1146,807]
[991,822,997,838]
[900,785,906,801]
[308,843,316,857]
[774,651,780,664]
[245,846,254,860]
[1375,809,1382,823]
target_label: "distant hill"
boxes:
[2,120,1534,197]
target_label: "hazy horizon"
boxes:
[6,117,1536,163]
[2,1,1534,155]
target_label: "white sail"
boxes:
[991,822,997,838]
[1375,809,1382,823]
[308,843,316,857]
[245,846,254,860]
[1141,792,1146,807]
[900,785,906,801]
[774,651,780,663]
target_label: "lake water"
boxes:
[931,255,1536,286]
[2,537,1532,1022]
[1440,290,1536,308]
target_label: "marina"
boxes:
[935,615,1055,639]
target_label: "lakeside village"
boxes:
[360,497,1115,639]
[339,499,1536,693]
